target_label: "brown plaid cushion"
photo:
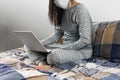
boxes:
[93,20,120,63]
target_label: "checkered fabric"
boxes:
[93,20,120,63]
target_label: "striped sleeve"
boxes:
[41,27,64,45]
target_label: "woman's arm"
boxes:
[62,4,92,50]
[41,27,64,45]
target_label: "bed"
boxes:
[0,48,120,80]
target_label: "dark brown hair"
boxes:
[48,0,65,26]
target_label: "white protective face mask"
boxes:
[54,0,69,9]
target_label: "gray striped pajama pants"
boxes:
[24,45,92,64]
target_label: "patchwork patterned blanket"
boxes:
[0,48,120,80]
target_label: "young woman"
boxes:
[25,0,92,65]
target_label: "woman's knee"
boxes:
[84,50,92,59]
[47,49,61,64]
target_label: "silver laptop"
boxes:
[14,31,52,53]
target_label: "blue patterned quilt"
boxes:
[0,49,120,80]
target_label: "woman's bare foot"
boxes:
[38,60,48,66]
[35,60,51,71]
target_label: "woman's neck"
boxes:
[67,0,79,9]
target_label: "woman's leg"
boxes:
[47,48,92,64]
[24,45,46,64]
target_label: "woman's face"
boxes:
[54,0,70,9]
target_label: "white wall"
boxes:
[0,0,53,40]
[0,0,120,40]
[77,0,120,22]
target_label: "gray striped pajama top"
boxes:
[25,3,93,64]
